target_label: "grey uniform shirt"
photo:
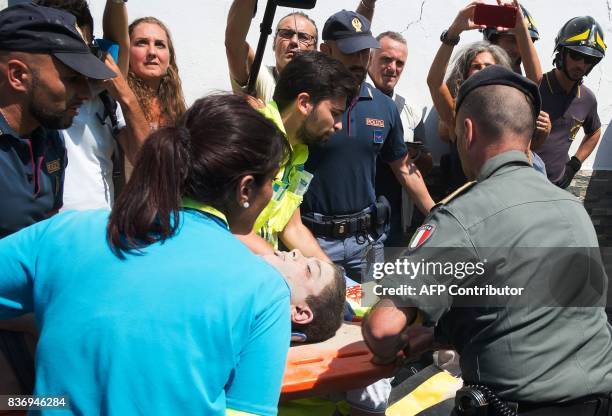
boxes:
[383,150,612,402]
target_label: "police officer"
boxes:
[363,65,612,415]
[535,16,605,188]
[0,3,115,395]
[302,10,434,283]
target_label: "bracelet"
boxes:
[360,0,375,10]
[440,29,460,46]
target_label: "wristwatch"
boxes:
[440,29,460,46]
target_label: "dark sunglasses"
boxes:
[567,49,599,65]
[275,28,316,46]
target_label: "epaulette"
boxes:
[435,180,477,207]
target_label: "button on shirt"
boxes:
[303,82,408,215]
[537,71,601,184]
[0,113,66,238]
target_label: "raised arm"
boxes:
[356,0,377,23]
[103,0,130,77]
[225,0,258,87]
[427,3,483,139]
[505,0,542,84]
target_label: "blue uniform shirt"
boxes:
[0,209,291,415]
[303,82,408,215]
[0,113,66,237]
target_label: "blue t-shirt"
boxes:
[0,209,290,415]
[302,82,408,215]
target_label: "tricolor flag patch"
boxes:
[409,224,436,251]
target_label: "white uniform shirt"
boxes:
[61,97,126,211]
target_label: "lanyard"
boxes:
[182,197,229,230]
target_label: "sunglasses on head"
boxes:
[276,28,316,46]
[566,49,599,65]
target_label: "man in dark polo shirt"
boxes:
[0,3,114,394]
[302,10,434,286]
[535,16,605,188]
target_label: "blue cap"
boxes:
[322,10,379,54]
[0,3,115,80]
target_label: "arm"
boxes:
[356,0,376,23]
[505,0,542,83]
[279,208,331,263]
[235,232,275,255]
[575,129,601,162]
[225,0,257,87]
[388,154,435,215]
[103,0,130,77]
[427,2,485,138]
[103,56,151,164]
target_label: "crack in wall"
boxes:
[607,0,612,21]
[401,0,427,33]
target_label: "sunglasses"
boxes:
[567,49,599,65]
[275,28,316,46]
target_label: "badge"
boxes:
[366,118,385,128]
[46,159,61,174]
[409,224,436,250]
[352,17,362,32]
[373,130,384,144]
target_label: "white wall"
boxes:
[10,0,612,169]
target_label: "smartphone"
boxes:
[473,3,517,29]
[94,38,119,63]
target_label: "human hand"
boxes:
[448,1,487,37]
[536,111,551,138]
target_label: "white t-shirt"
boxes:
[230,65,277,103]
[61,97,126,211]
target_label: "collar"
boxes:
[0,109,46,140]
[259,101,308,166]
[181,197,229,230]
[545,70,581,98]
[365,75,395,99]
[357,81,375,101]
[476,150,532,182]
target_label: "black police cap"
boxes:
[0,3,115,80]
[322,10,379,54]
[455,65,541,117]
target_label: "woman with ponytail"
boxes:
[0,94,292,415]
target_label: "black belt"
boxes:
[302,209,375,239]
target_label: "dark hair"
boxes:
[292,264,346,343]
[458,84,536,141]
[34,0,94,41]
[107,93,290,257]
[376,31,407,45]
[273,51,357,112]
[275,11,319,45]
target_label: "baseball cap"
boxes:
[0,3,115,80]
[455,65,541,117]
[322,10,379,54]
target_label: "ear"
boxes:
[6,59,31,93]
[320,42,331,56]
[236,175,256,206]
[290,304,314,325]
[463,117,475,149]
[295,92,313,117]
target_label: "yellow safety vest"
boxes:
[254,101,311,248]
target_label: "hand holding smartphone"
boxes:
[473,3,517,29]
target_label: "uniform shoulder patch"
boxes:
[437,181,477,206]
[409,224,436,251]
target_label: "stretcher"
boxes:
[280,322,395,401]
